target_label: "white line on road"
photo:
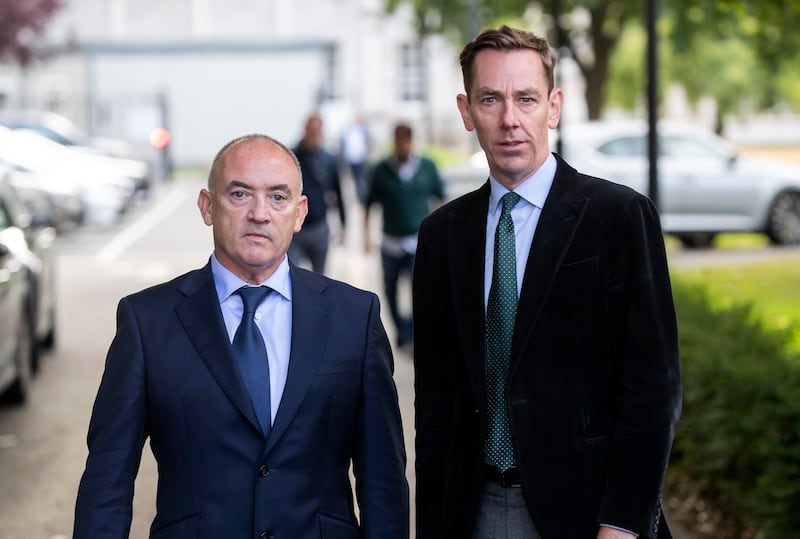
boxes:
[93,185,191,267]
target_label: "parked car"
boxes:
[562,120,800,247]
[442,120,800,248]
[0,127,136,227]
[0,172,57,373]
[0,110,154,199]
[0,166,35,404]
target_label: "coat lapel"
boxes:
[175,263,263,434]
[265,265,331,453]
[450,182,492,404]
[510,158,588,377]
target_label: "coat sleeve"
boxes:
[598,194,682,538]
[73,298,148,539]
[411,216,455,538]
[352,294,410,539]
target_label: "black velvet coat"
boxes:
[413,155,681,539]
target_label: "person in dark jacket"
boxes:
[413,25,681,539]
[289,113,346,274]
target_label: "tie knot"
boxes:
[236,286,272,314]
[501,192,520,215]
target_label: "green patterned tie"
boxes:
[485,191,520,472]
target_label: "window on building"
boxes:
[398,42,426,102]
[321,45,341,102]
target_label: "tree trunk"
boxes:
[574,1,617,121]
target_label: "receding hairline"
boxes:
[207,133,303,190]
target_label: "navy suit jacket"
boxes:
[413,156,681,538]
[74,262,409,539]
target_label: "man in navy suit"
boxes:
[74,134,409,538]
[413,26,680,538]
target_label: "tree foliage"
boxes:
[386,0,800,120]
[385,0,645,119]
[0,0,63,66]
[666,0,800,112]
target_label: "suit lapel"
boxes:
[175,264,262,434]
[450,182,492,404]
[265,265,331,453]
[510,159,588,377]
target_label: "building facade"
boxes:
[0,0,467,166]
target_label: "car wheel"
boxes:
[676,233,716,249]
[1,312,33,405]
[766,191,800,245]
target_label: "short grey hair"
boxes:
[207,133,303,191]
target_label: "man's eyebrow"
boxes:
[473,86,542,97]
[225,179,293,194]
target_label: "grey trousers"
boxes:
[472,481,542,539]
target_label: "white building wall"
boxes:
[8,0,469,164]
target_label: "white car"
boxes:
[0,127,136,227]
[561,120,800,247]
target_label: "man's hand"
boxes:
[597,526,637,539]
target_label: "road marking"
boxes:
[93,185,190,267]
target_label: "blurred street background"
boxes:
[2,1,800,538]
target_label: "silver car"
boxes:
[443,121,800,248]
[561,120,800,248]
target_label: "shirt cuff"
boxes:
[600,523,638,537]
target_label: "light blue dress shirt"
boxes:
[211,253,292,426]
[484,152,557,309]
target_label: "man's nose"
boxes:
[500,103,520,128]
[249,197,270,221]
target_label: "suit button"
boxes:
[258,465,269,477]
[259,531,270,539]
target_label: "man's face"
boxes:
[457,48,562,189]
[198,138,308,284]
[395,134,412,162]
[303,117,323,149]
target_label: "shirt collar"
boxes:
[489,152,557,211]
[210,252,292,303]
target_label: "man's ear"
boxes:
[294,195,309,233]
[197,189,213,226]
[456,94,475,132]
[548,88,564,129]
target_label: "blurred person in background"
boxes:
[413,25,681,539]
[363,122,445,350]
[74,133,409,538]
[289,113,346,274]
[340,112,371,204]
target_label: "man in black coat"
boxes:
[412,25,681,539]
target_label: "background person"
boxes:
[413,25,681,539]
[289,113,346,274]
[74,133,409,538]
[363,122,445,350]
[340,112,371,204]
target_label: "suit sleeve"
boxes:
[352,294,410,539]
[73,298,148,539]
[599,195,682,538]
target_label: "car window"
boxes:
[597,136,646,157]
[661,135,729,160]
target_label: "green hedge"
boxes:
[668,279,800,537]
